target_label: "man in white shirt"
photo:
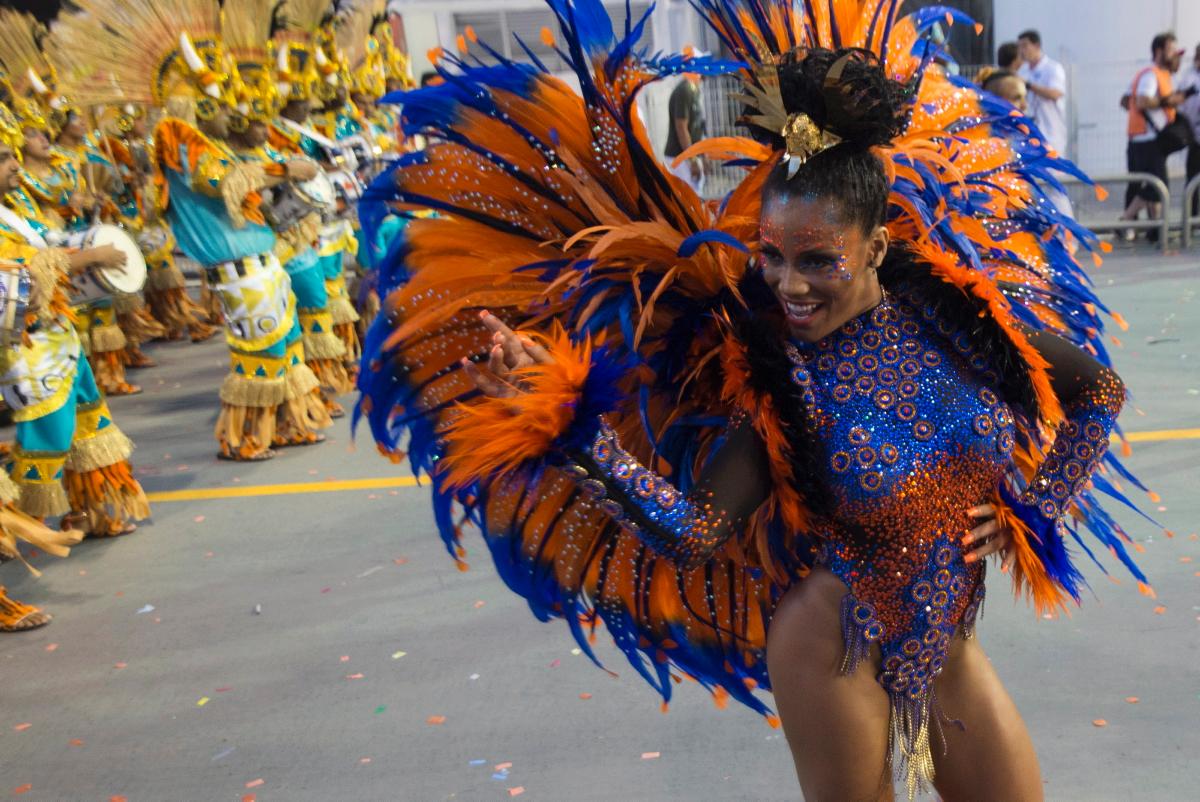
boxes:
[1017,30,1068,157]
[1178,44,1200,218]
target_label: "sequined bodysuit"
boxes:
[564,290,1122,760]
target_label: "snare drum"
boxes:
[0,266,31,349]
[63,225,149,306]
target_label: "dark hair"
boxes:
[981,69,1017,94]
[1151,32,1176,58]
[997,41,1020,68]
[1017,29,1041,47]
[758,48,909,233]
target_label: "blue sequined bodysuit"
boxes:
[565,290,1121,780]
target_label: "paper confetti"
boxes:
[193,515,205,523]
[196,697,210,707]
[358,565,384,578]
[492,772,509,781]
[473,600,486,609]
[69,739,84,747]
[579,693,593,700]
[14,723,32,732]
[508,788,525,797]
[469,760,487,766]
[393,557,408,565]
[426,715,446,725]
[359,758,372,765]
[641,752,661,760]
[340,656,350,663]
[346,673,364,680]
[215,687,232,693]
[391,651,406,660]
[45,643,58,652]
[110,795,128,801]
[374,706,386,714]
[548,659,560,668]
[242,795,256,802]
[570,648,581,656]
[1125,697,1140,704]
[469,673,480,681]
[212,747,236,762]
[136,604,155,614]
[244,779,265,789]
[495,762,512,771]
[1092,719,1108,727]
[1153,605,1166,615]
[12,784,32,795]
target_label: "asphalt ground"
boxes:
[1,246,1197,801]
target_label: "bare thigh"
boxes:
[931,634,1043,802]
[767,568,895,802]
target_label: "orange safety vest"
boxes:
[1127,66,1176,137]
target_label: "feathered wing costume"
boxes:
[357,0,1154,791]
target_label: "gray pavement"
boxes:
[1,248,1197,802]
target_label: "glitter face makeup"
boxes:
[759,194,888,342]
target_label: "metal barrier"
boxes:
[1183,174,1200,250]
[1062,173,1171,251]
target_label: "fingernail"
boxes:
[964,553,977,564]
[961,535,972,546]
[1001,564,1009,573]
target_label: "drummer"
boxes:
[0,104,150,545]
[223,10,334,448]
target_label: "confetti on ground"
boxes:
[426,715,445,725]
[1153,606,1167,615]
[393,557,408,565]
[205,552,215,558]
[473,600,486,609]
[579,693,593,700]
[1125,697,1140,704]
[1181,557,1193,563]
[244,779,264,789]
[1092,719,1108,727]
[320,587,332,594]
[357,565,384,578]
[549,659,560,668]
[508,787,525,797]
[346,673,364,680]
[367,494,378,500]
[570,648,581,656]
[492,772,509,781]
[110,795,128,801]
[114,662,126,669]
[212,747,236,762]
[12,784,32,795]
[196,697,210,707]
[641,752,661,760]
[193,515,205,523]
[391,651,406,659]
[340,655,350,663]
[13,723,32,732]
[469,673,480,681]
[242,795,256,802]
[69,739,84,747]
[374,706,386,714]
[469,760,487,766]
[136,604,155,615]
[215,687,232,693]
[253,604,262,615]
[45,643,58,652]
[495,762,512,771]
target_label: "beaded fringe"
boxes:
[64,424,135,473]
[15,481,70,519]
[219,373,288,408]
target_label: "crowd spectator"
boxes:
[1017,30,1068,157]
[664,54,708,195]
[1120,33,1187,238]
[1178,44,1200,218]
[996,41,1021,73]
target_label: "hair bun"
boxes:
[772,47,911,149]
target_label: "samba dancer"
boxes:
[359,2,1157,798]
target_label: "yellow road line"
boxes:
[146,476,421,503]
[1122,427,1200,443]
[145,427,1198,503]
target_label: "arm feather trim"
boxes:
[25,247,72,323]
[221,161,269,229]
[440,327,625,490]
[993,484,1082,617]
[910,240,1065,426]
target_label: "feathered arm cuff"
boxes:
[995,371,1126,615]
[219,161,269,229]
[439,329,626,490]
[25,248,73,324]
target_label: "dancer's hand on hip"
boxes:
[962,503,1016,572]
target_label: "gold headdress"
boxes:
[49,0,233,120]
[0,9,66,135]
[337,0,387,100]
[223,0,280,127]
[274,0,332,104]
[0,101,25,154]
[373,16,412,90]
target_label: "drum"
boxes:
[328,169,364,209]
[63,224,148,305]
[0,266,31,349]
[262,163,336,232]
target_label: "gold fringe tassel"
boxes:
[14,480,70,519]
[215,402,278,459]
[89,322,127,353]
[64,424,135,474]
[219,372,288,408]
[64,461,150,536]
